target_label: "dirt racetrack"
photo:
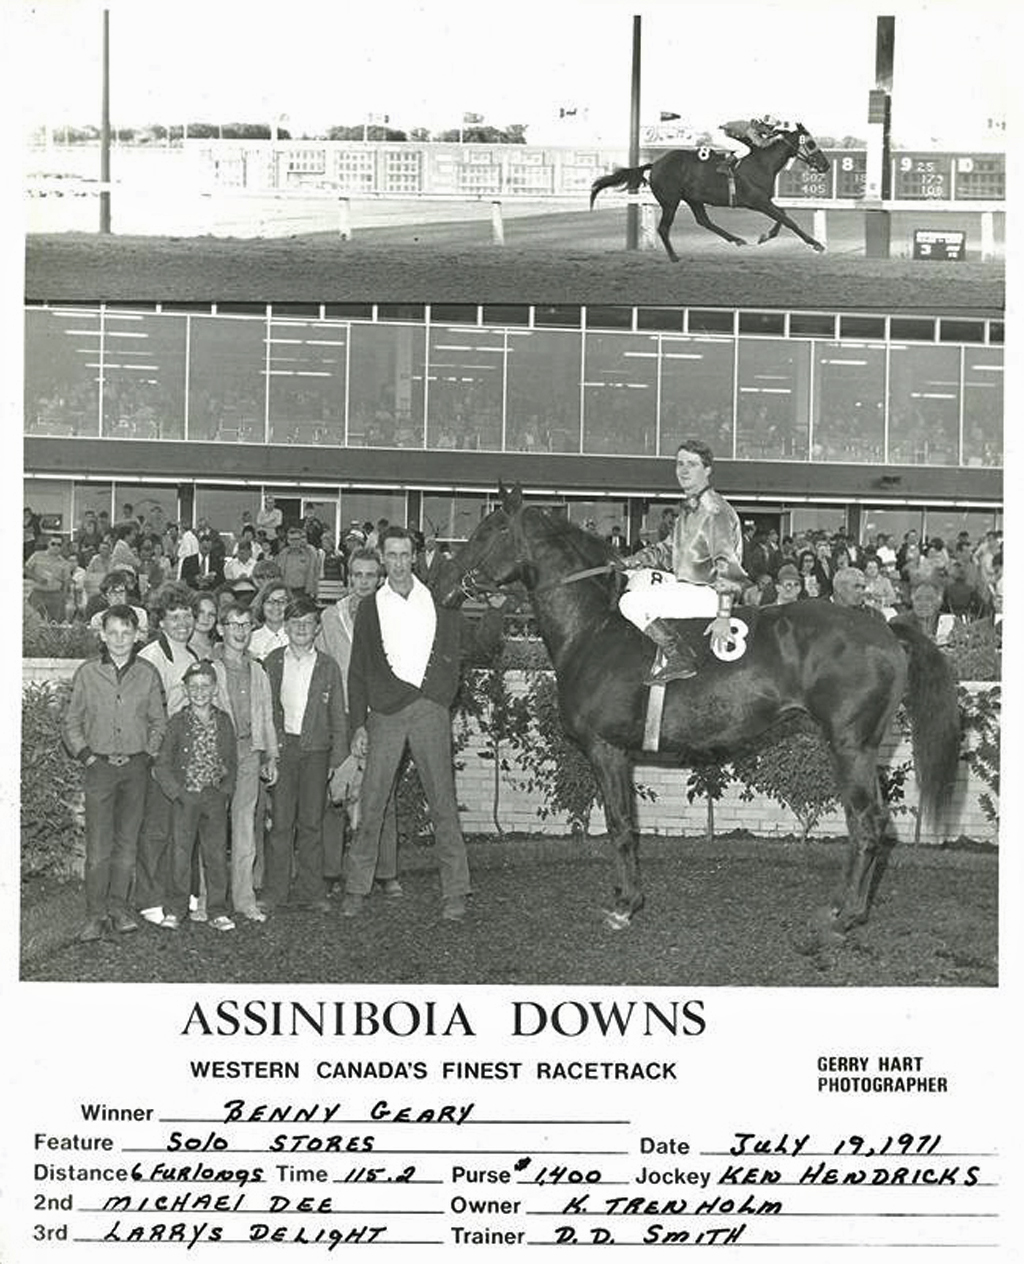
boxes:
[26,208,1004,311]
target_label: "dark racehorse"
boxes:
[437,486,961,934]
[590,123,831,261]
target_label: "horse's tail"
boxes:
[589,164,652,209]
[890,620,961,828]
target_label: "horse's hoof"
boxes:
[812,242,826,253]
[734,238,748,247]
[603,908,632,932]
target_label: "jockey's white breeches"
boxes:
[619,570,719,628]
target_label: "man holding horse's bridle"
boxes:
[617,439,747,684]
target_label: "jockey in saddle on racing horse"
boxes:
[618,439,748,685]
[716,113,788,174]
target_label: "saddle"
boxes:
[664,605,761,671]
[641,606,761,753]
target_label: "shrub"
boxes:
[23,620,98,660]
[22,681,84,879]
[959,684,1000,830]
[505,672,655,839]
[943,618,1000,682]
[733,720,841,841]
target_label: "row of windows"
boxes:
[25,308,1003,468]
[23,477,1002,556]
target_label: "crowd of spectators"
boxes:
[600,516,1003,648]
[23,498,456,643]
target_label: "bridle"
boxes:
[457,510,620,601]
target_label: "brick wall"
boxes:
[24,661,998,847]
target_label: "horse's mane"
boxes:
[529,506,618,569]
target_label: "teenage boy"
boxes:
[263,595,349,913]
[153,660,237,931]
[63,606,166,941]
[211,601,279,922]
[136,584,198,927]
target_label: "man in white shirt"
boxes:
[316,549,400,896]
[342,528,503,921]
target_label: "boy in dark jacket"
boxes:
[153,660,237,931]
[262,595,349,913]
[63,606,167,941]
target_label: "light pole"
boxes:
[99,9,111,233]
[626,15,641,250]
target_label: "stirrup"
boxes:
[645,647,697,685]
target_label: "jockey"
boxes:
[717,113,785,172]
[618,439,748,684]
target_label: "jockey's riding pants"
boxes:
[619,571,719,629]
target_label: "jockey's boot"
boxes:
[643,618,697,685]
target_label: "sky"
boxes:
[15,0,1010,148]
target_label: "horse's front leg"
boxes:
[684,200,747,246]
[749,198,825,251]
[584,736,643,930]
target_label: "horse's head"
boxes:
[784,122,831,174]
[435,482,526,608]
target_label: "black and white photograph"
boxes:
[4,0,1016,1257]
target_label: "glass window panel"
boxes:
[812,342,885,463]
[789,507,850,539]
[888,345,960,466]
[688,310,734,335]
[114,484,180,537]
[348,324,425,447]
[962,348,1003,467]
[534,304,581,328]
[923,508,1001,551]
[339,490,407,532]
[102,311,187,440]
[270,302,320,318]
[427,326,504,451]
[377,304,425,322]
[482,304,529,325]
[790,313,836,337]
[738,311,785,335]
[585,306,633,330]
[429,304,477,324]
[736,339,811,460]
[989,321,1004,344]
[890,317,936,341]
[72,482,115,531]
[24,307,101,437]
[582,331,657,455]
[506,328,581,453]
[659,336,734,458]
[420,493,491,543]
[188,315,267,443]
[193,487,264,540]
[24,479,73,535]
[860,507,925,549]
[325,303,372,320]
[564,499,629,538]
[939,319,984,343]
[638,307,684,332]
[839,315,885,340]
[267,318,347,446]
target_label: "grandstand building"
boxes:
[24,299,1002,547]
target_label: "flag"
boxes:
[660,110,682,122]
[463,112,483,125]
[559,106,578,119]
